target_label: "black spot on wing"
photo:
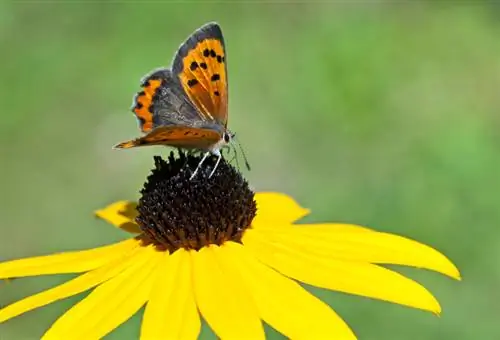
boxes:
[187,79,198,87]
[211,74,220,81]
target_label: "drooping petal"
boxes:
[191,246,264,339]
[0,245,144,323]
[245,226,460,280]
[252,192,310,228]
[42,245,162,340]
[0,238,141,279]
[222,242,356,340]
[244,233,441,314]
[95,201,141,234]
[141,249,200,340]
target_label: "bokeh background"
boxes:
[1,2,499,339]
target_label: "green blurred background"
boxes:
[1,2,499,339]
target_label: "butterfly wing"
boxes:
[132,76,161,133]
[172,22,228,127]
[131,69,205,133]
[114,125,223,149]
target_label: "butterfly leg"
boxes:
[209,152,223,178]
[190,151,210,180]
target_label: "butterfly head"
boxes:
[224,130,234,143]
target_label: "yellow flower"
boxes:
[0,153,460,339]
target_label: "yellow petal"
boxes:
[0,238,141,279]
[244,233,441,314]
[246,225,460,280]
[223,242,356,340]
[191,246,264,339]
[141,249,200,340]
[95,200,142,234]
[0,245,143,323]
[42,245,162,340]
[252,192,310,228]
[293,223,373,233]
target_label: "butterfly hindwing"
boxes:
[132,77,162,133]
[172,22,228,127]
[114,125,223,149]
[131,69,204,133]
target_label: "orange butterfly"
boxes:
[114,22,246,178]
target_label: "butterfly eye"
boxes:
[223,132,231,143]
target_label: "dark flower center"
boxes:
[136,151,256,252]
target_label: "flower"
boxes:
[0,152,460,340]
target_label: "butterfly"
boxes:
[114,22,247,178]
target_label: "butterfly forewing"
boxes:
[173,23,229,127]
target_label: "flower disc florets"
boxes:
[136,151,256,252]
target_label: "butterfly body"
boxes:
[114,23,232,164]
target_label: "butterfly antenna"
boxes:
[232,134,251,171]
[231,144,241,171]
